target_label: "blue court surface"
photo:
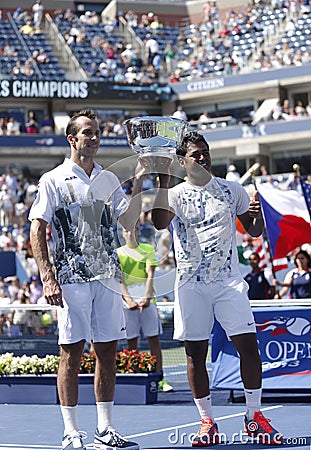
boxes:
[0,385,310,450]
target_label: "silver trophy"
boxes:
[123,116,188,159]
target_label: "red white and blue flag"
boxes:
[255,237,288,272]
[257,184,311,259]
[300,179,311,220]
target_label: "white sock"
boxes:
[96,401,113,433]
[60,405,79,436]
[244,387,262,420]
[194,395,214,421]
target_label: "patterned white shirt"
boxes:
[168,177,250,283]
[29,158,129,285]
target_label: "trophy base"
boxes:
[137,151,173,160]
[136,146,175,159]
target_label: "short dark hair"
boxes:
[249,252,260,261]
[65,109,98,137]
[177,130,209,157]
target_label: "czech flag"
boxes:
[257,184,311,259]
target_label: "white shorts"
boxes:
[174,276,256,341]
[123,303,162,339]
[57,279,126,344]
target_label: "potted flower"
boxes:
[0,350,161,405]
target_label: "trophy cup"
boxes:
[123,116,188,159]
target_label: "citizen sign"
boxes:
[0,80,89,98]
[186,78,225,92]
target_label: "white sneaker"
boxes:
[62,430,87,449]
[94,426,139,450]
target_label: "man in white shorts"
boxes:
[117,226,173,392]
[29,109,146,450]
[151,131,283,446]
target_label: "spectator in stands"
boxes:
[294,100,306,117]
[149,15,163,30]
[225,164,241,182]
[3,276,21,302]
[0,186,14,226]
[272,100,282,120]
[172,105,188,121]
[292,49,304,66]
[129,50,143,70]
[3,42,18,57]
[120,44,135,68]
[15,227,27,251]
[112,118,126,135]
[19,21,35,36]
[80,11,99,26]
[32,0,44,29]
[144,33,160,65]
[29,310,43,334]
[274,249,311,299]
[24,240,39,276]
[29,275,43,304]
[76,28,87,44]
[21,280,31,299]
[0,285,11,310]
[285,173,300,191]
[13,7,24,22]
[63,29,74,46]
[0,227,13,250]
[6,117,20,135]
[69,22,81,43]
[117,225,173,392]
[0,313,7,335]
[3,312,21,337]
[11,223,20,241]
[151,130,282,445]
[12,288,32,334]
[138,14,150,28]
[105,45,117,70]
[10,61,23,78]
[198,111,210,127]
[33,48,50,65]
[0,118,5,135]
[86,62,98,78]
[40,115,54,134]
[164,42,176,75]
[22,58,35,78]
[244,253,275,299]
[124,10,138,28]
[25,111,39,134]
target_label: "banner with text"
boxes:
[211,307,311,390]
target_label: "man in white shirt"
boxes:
[29,109,146,450]
[151,131,282,447]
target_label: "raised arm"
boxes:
[118,158,146,231]
[151,157,175,230]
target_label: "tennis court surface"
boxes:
[0,383,310,450]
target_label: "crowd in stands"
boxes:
[0,274,57,337]
[1,0,311,135]
[2,93,310,138]
[1,0,310,88]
